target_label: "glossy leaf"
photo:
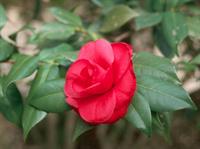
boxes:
[136,76,196,112]
[0,39,14,61]
[126,92,152,135]
[135,13,162,30]
[73,118,93,141]
[22,64,59,138]
[0,4,7,29]
[31,22,75,44]
[39,44,77,62]
[22,105,46,138]
[0,78,23,126]
[29,79,70,113]
[133,52,179,83]
[49,7,82,26]
[3,55,39,89]
[100,5,140,32]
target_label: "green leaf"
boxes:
[30,22,75,44]
[29,79,70,113]
[135,13,162,30]
[4,55,39,89]
[0,4,7,29]
[0,79,23,126]
[133,52,179,83]
[191,54,200,65]
[0,55,39,127]
[49,7,82,26]
[155,12,188,58]
[154,26,174,58]
[100,5,140,33]
[126,92,152,135]
[187,16,200,39]
[73,118,93,141]
[22,105,46,138]
[136,76,196,112]
[166,0,193,9]
[39,44,77,62]
[151,0,165,12]
[23,64,59,139]
[152,112,172,143]
[0,38,14,61]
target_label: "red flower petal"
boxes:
[107,66,136,123]
[65,59,113,98]
[78,90,116,124]
[78,39,114,69]
[111,42,132,83]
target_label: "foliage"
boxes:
[0,0,199,141]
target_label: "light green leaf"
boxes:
[39,44,77,62]
[29,79,70,113]
[135,13,162,30]
[136,76,196,112]
[73,118,93,141]
[49,7,82,26]
[191,54,200,65]
[187,16,200,39]
[126,92,152,135]
[0,4,7,29]
[133,52,179,83]
[0,39,14,61]
[100,5,140,33]
[31,22,75,44]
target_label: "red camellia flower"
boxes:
[64,39,136,124]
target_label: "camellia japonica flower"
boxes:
[64,39,136,124]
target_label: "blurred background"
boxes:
[0,0,200,149]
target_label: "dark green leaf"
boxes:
[166,0,193,9]
[154,26,175,57]
[4,55,39,90]
[151,0,165,12]
[152,112,172,143]
[73,118,93,141]
[23,64,59,139]
[135,13,162,30]
[29,79,70,113]
[0,78,23,126]
[49,7,82,26]
[155,12,188,58]
[126,92,152,135]
[0,55,39,127]
[22,105,46,138]
[0,39,14,61]
[136,76,196,112]
[100,5,140,33]
[133,52,179,83]
[0,4,7,29]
